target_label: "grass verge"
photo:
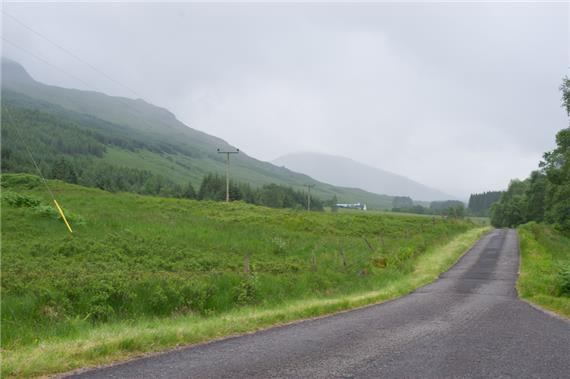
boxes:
[517,222,570,318]
[2,227,489,378]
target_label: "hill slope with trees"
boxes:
[1,58,394,209]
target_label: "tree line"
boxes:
[194,174,323,210]
[5,154,323,211]
[491,78,570,232]
[391,196,466,217]
[1,91,324,211]
[467,191,503,216]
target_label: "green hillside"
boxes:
[1,59,394,209]
[1,174,478,377]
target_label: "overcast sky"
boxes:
[2,2,569,198]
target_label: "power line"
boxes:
[304,184,315,211]
[2,16,206,146]
[3,15,234,218]
[1,35,170,138]
[2,106,56,200]
[2,10,140,98]
[217,148,240,202]
[2,106,73,233]
[1,36,96,90]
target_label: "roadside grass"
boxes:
[517,222,570,317]
[2,227,489,378]
[1,173,487,377]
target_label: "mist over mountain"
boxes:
[1,58,398,209]
[274,153,456,202]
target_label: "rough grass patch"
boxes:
[517,222,570,317]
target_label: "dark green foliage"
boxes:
[541,125,570,232]
[197,174,323,210]
[526,171,547,222]
[449,204,465,218]
[257,183,323,210]
[198,174,238,201]
[182,181,197,199]
[467,191,503,216]
[0,189,85,225]
[391,201,465,217]
[557,263,570,296]
[430,200,463,212]
[492,78,570,232]
[391,196,430,215]
[1,191,41,208]
[392,204,429,215]
[50,158,78,184]
[236,274,259,306]
[1,99,187,198]
[392,196,413,209]
[491,179,530,228]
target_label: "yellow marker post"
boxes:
[53,199,73,233]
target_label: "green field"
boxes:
[1,173,484,377]
[517,222,570,317]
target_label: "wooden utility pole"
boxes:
[217,148,239,202]
[305,184,315,211]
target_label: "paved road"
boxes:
[68,229,569,379]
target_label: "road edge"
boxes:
[514,228,570,323]
[4,227,490,379]
[57,227,491,379]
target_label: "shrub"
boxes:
[271,236,288,255]
[556,263,570,296]
[0,173,43,189]
[236,274,258,306]
[33,204,86,225]
[1,191,41,208]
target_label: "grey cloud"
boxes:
[2,2,568,198]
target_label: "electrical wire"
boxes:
[1,36,96,91]
[3,104,74,233]
[1,35,171,136]
[2,10,141,98]
[2,106,57,201]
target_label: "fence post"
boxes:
[311,253,317,272]
[362,236,374,252]
[243,254,250,274]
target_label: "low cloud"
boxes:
[3,2,568,197]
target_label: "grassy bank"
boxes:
[1,173,485,377]
[517,222,570,317]
[2,229,488,378]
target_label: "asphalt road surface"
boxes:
[67,229,570,379]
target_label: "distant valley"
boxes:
[274,153,455,202]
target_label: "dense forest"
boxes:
[1,91,323,211]
[491,78,570,232]
[1,92,187,196]
[467,191,503,216]
[391,198,465,217]
[392,196,414,209]
[196,174,323,210]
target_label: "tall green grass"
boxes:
[517,222,570,317]
[1,173,482,377]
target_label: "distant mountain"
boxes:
[1,58,395,209]
[273,153,455,201]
